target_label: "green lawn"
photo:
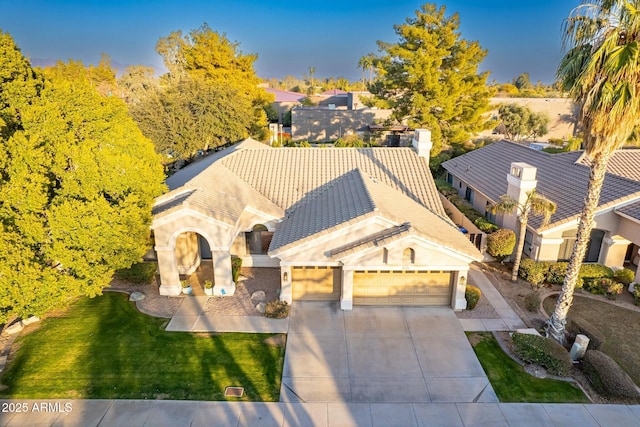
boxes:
[0,292,285,401]
[468,332,588,403]
[543,294,640,386]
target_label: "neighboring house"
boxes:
[442,140,640,283]
[151,130,481,310]
[291,107,392,142]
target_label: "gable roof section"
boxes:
[442,140,640,230]
[270,169,480,260]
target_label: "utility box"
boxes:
[570,334,590,361]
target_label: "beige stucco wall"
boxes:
[291,108,393,142]
[175,232,200,274]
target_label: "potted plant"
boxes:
[181,280,192,295]
[204,280,213,296]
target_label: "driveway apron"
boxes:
[280,302,497,404]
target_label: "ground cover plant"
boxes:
[0,293,285,401]
[543,295,640,387]
[468,332,588,403]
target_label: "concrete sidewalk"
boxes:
[459,265,527,332]
[1,399,639,426]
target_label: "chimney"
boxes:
[412,129,432,158]
[503,162,537,231]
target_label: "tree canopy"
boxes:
[498,104,550,141]
[365,3,494,154]
[0,31,165,324]
[128,23,273,161]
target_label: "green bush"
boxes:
[634,284,640,306]
[524,291,541,312]
[511,332,572,376]
[434,179,458,197]
[546,262,568,285]
[518,259,549,288]
[583,278,609,295]
[465,285,482,310]
[581,350,640,399]
[231,256,242,283]
[614,268,635,285]
[473,217,499,233]
[265,301,290,319]
[114,262,157,284]
[486,228,516,261]
[579,264,613,281]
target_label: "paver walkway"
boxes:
[165,296,289,333]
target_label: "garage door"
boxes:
[353,270,453,306]
[292,266,341,301]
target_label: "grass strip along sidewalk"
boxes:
[468,332,588,403]
[0,293,285,401]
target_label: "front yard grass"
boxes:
[543,294,640,386]
[468,332,588,403]
[0,292,285,401]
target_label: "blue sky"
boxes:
[1,0,576,84]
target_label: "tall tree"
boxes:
[547,0,640,343]
[148,23,273,157]
[117,65,159,104]
[498,104,550,141]
[366,3,494,155]
[492,191,557,282]
[0,33,165,324]
[513,73,533,91]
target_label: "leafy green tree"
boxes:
[0,33,165,324]
[365,3,494,155]
[45,54,117,97]
[498,104,550,141]
[117,65,159,104]
[513,73,533,91]
[492,190,556,282]
[548,0,640,344]
[131,75,253,160]
[148,23,273,158]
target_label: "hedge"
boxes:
[511,332,572,376]
[231,256,242,283]
[518,260,613,289]
[613,268,635,285]
[465,285,482,310]
[581,350,640,399]
[114,261,157,284]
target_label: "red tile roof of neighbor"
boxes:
[265,88,306,103]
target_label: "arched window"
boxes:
[403,248,415,264]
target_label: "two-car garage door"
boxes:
[353,270,453,306]
[292,266,453,306]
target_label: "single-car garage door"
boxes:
[292,266,341,301]
[353,270,453,306]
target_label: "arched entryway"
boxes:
[174,230,215,295]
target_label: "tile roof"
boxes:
[442,140,640,231]
[265,88,306,103]
[155,139,479,258]
[269,169,480,259]
[616,201,640,222]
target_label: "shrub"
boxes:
[114,262,157,284]
[583,278,609,295]
[486,228,516,261]
[511,332,572,376]
[473,217,499,233]
[524,291,541,312]
[581,350,640,399]
[579,264,613,281]
[434,179,458,197]
[265,301,289,319]
[546,262,568,285]
[465,285,482,310]
[231,256,242,283]
[634,284,640,306]
[519,259,549,288]
[605,282,623,300]
[614,268,635,285]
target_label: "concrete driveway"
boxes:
[280,302,497,404]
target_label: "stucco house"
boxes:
[151,130,481,310]
[442,140,640,283]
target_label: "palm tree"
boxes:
[357,53,376,88]
[492,191,557,282]
[547,0,640,344]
